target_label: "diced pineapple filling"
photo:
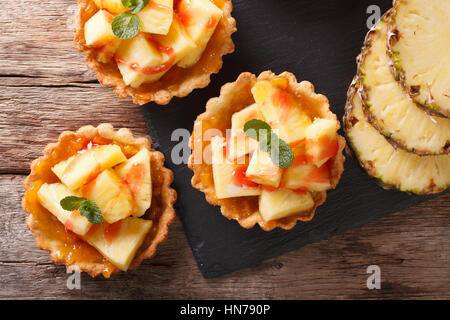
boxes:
[211,78,340,221]
[38,143,154,270]
[86,0,223,85]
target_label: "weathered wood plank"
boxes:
[0,85,149,173]
[2,175,448,299]
[0,0,93,83]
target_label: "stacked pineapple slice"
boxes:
[37,144,154,271]
[344,0,450,194]
[211,79,340,222]
[84,0,223,87]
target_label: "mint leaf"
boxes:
[121,0,149,14]
[60,196,87,211]
[244,119,272,142]
[112,12,140,39]
[79,200,103,224]
[60,196,102,224]
[272,138,294,169]
[244,119,294,169]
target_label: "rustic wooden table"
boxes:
[0,1,449,300]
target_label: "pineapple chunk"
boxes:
[116,33,164,88]
[252,80,312,144]
[84,9,121,62]
[152,17,197,67]
[115,148,152,217]
[93,0,127,14]
[82,169,134,224]
[86,217,152,271]
[282,163,331,192]
[246,147,282,187]
[84,10,116,47]
[259,189,314,221]
[176,0,223,68]
[211,136,261,199]
[52,145,127,191]
[37,183,92,236]
[137,0,173,35]
[305,118,339,167]
[228,103,263,160]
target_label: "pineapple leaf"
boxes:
[112,12,141,39]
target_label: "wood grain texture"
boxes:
[1,175,449,299]
[0,0,449,299]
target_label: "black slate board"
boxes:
[141,0,441,278]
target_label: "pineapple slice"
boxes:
[137,0,174,35]
[93,0,127,14]
[282,163,331,192]
[389,0,450,117]
[82,169,134,224]
[52,144,127,191]
[176,0,223,68]
[251,80,312,144]
[259,189,314,222]
[116,33,164,88]
[305,118,339,168]
[37,183,92,236]
[211,136,261,199]
[86,217,152,271]
[84,10,121,63]
[228,103,263,160]
[246,147,282,188]
[115,148,152,217]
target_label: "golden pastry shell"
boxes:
[74,0,237,105]
[188,71,346,231]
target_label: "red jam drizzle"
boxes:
[206,16,217,28]
[83,223,100,241]
[124,163,145,195]
[306,162,331,183]
[64,210,80,232]
[232,166,259,188]
[148,1,172,14]
[293,187,308,195]
[174,0,192,26]
[104,220,123,245]
[271,89,292,122]
[306,136,339,162]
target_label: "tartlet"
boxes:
[74,0,236,105]
[188,71,346,231]
[22,124,176,277]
